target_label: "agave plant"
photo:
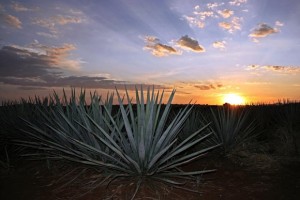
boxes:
[210,106,258,154]
[0,98,46,168]
[179,108,218,150]
[18,86,219,199]
[273,102,300,156]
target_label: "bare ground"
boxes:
[1,155,300,200]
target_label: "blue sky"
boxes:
[0,0,299,104]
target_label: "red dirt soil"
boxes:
[1,157,300,200]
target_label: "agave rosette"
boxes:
[17,86,219,198]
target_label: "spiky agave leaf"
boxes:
[210,106,258,154]
[179,108,219,150]
[17,86,219,199]
[113,86,220,195]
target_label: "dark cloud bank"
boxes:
[0,44,164,91]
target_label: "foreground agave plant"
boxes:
[19,86,219,199]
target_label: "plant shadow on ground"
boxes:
[1,154,300,200]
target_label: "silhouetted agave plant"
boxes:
[179,109,218,150]
[17,86,219,199]
[210,106,258,154]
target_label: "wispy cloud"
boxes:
[275,21,284,27]
[0,13,22,28]
[32,13,85,38]
[219,16,242,33]
[33,15,83,27]
[52,15,83,25]
[193,11,215,20]
[219,22,231,30]
[247,64,300,74]
[10,2,39,12]
[184,1,245,33]
[207,2,224,10]
[246,64,260,70]
[263,65,300,73]
[213,41,227,50]
[143,36,180,57]
[183,5,217,29]
[194,83,223,90]
[183,15,205,28]
[229,0,248,6]
[217,9,234,18]
[176,35,205,53]
[36,32,58,39]
[245,81,271,85]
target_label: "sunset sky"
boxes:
[0,0,299,105]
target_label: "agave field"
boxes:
[0,87,300,199]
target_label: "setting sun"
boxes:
[223,94,245,105]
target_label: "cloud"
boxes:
[263,65,300,73]
[52,15,83,25]
[0,43,81,76]
[194,83,223,90]
[176,35,205,53]
[193,11,214,20]
[183,15,205,28]
[213,41,227,50]
[0,13,22,28]
[219,17,242,33]
[32,19,57,36]
[229,0,248,6]
[143,36,180,57]
[246,64,260,70]
[195,85,212,90]
[245,81,271,86]
[194,5,200,10]
[37,32,58,39]
[230,16,242,31]
[144,35,206,56]
[218,9,234,18]
[206,3,217,9]
[247,64,300,74]
[207,3,224,9]
[0,44,163,90]
[219,22,231,29]
[251,38,260,43]
[32,14,85,37]
[11,2,38,12]
[275,21,284,27]
[249,23,278,38]
[183,5,217,29]
[30,43,81,70]
[33,15,83,27]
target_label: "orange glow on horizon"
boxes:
[222,93,246,105]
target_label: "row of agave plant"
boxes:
[0,86,261,198]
